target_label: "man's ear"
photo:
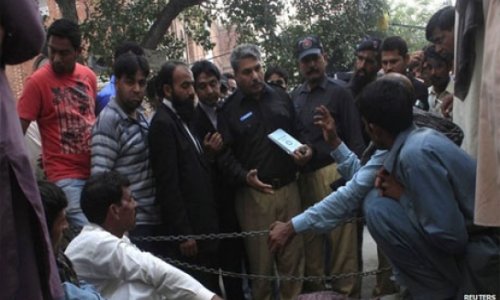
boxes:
[75,47,83,57]
[109,203,120,220]
[163,84,172,99]
[368,123,382,138]
[403,54,410,65]
[322,52,328,63]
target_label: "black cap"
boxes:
[356,37,381,53]
[295,35,323,60]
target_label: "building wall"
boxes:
[7,0,89,100]
[7,1,237,100]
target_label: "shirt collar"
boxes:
[199,101,217,112]
[383,124,417,172]
[108,97,147,124]
[299,75,328,94]
[162,98,177,113]
[240,83,273,103]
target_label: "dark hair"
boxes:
[191,60,221,83]
[426,6,455,42]
[156,60,187,98]
[357,79,413,136]
[264,65,289,84]
[81,171,131,225]
[113,52,150,80]
[356,36,382,64]
[223,72,235,80]
[114,41,145,61]
[47,19,82,50]
[381,36,408,57]
[38,180,68,232]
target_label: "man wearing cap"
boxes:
[349,37,382,99]
[291,35,365,296]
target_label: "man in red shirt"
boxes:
[18,19,97,228]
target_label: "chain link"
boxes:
[131,217,364,242]
[159,256,391,282]
[132,216,373,281]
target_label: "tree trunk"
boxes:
[141,0,206,50]
[55,0,79,23]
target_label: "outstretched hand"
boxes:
[268,221,296,254]
[313,105,341,149]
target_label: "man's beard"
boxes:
[350,71,377,97]
[172,94,195,123]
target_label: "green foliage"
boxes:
[386,0,437,52]
[81,0,186,74]
[181,4,217,51]
[224,0,388,87]
[79,0,389,84]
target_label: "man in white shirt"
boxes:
[65,171,222,300]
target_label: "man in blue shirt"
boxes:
[270,76,499,298]
[95,41,145,115]
[358,78,499,298]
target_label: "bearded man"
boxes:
[148,61,221,295]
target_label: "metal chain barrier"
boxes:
[158,255,391,282]
[130,216,381,281]
[131,216,364,242]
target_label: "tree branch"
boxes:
[141,0,206,49]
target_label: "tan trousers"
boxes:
[235,182,304,300]
[298,164,361,297]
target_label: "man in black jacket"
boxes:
[190,59,245,300]
[218,44,311,300]
[149,61,220,294]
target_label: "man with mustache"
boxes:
[218,43,311,300]
[380,36,429,111]
[290,35,365,296]
[90,53,163,255]
[18,19,97,229]
[348,37,382,99]
[149,61,221,295]
[424,45,452,117]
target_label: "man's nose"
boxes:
[206,85,214,94]
[53,53,62,63]
[435,44,443,54]
[358,59,366,70]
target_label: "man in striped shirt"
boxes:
[90,52,162,254]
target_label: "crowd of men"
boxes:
[1,1,499,299]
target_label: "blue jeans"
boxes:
[55,178,88,227]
